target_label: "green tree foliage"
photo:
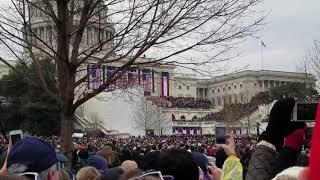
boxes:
[270,82,318,100]
[0,61,60,136]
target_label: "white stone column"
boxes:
[89,27,93,45]
[35,27,39,46]
[82,28,86,46]
[92,28,95,45]
[91,28,94,45]
[101,28,105,49]
[87,27,91,45]
[44,26,47,44]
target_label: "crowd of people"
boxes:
[0,98,317,180]
[162,96,213,109]
[198,93,276,122]
[0,134,258,180]
[297,95,320,103]
[199,103,259,122]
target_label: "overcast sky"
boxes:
[233,0,320,72]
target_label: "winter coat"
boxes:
[275,147,300,175]
[221,155,243,180]
[245,145,277,180]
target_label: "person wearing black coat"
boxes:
[246,98,307,180]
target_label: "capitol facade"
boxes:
[170,70,315,107]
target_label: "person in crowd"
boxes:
[140,150,160,172]
[216,135,243,180]
[121,160,139,173]
[275,123,307,174]
[154,149,199,180]
[101,165,124,180]
[97,145,120,168]
[119,168,168,180]
[63,168,76,180]
[119,168,143,180]
[76,148,89,170]
[215,149,227,169]
[76,166,100,180]
[102,160,138,180]
[271,166,310,180]
[87,155,108,175]
[119,147,133,162]
[192,151,211,180]
[6,137,59,180]
[58,169,70,180]
[246,98,308,180]
[207,146,216,157]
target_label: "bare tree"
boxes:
[132,98,154,134]
[300,40,319,88]
[0,0,265,153]
[88,112,101,135]
[153,106,170,135]
[308,40,320,78]
[131,98,169,135]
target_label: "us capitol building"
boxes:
[6,0,315,136]
[170,70,314,107]
[81,69,315,136]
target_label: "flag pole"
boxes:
[261,41,264,70]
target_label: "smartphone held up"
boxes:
[9,129,23,146]
[215,125,226,144]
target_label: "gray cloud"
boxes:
[235,0,320,72]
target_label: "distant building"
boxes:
[159,70,316,135]
[171,70,315,106]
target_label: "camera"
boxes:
[292,102,318,122]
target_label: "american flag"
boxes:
[117,71,128,89]
[182,128,187,134]
[128,68,138,86]
[190,128,194,135]
[89,67,102,90]
[105,66,116,91]
[142,70,152,95]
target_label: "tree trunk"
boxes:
[55,0,76,154]
[60,113,74,154]
[57,62,76,154]
[58,74,76,154]
[56,62,76,154]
